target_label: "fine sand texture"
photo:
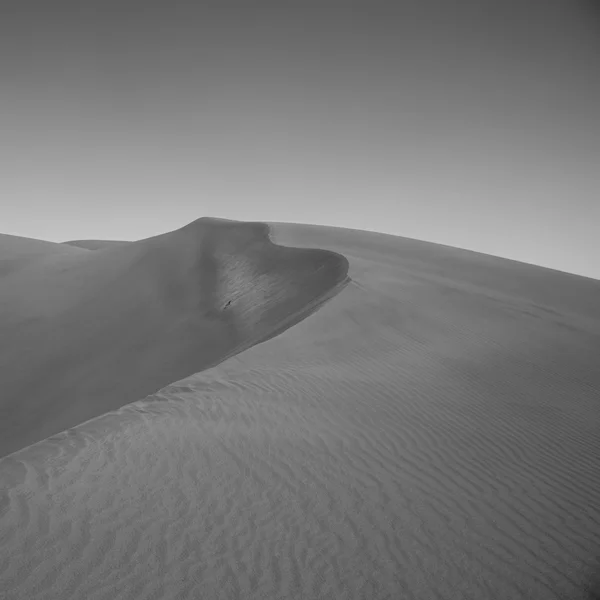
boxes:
[1,220,599,599]
[0,218,349,457]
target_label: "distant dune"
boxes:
[63,239,128,251]
[0,220,599,600]
[0,232,81,277]
[0,218,349,457]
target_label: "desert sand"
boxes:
[0,218,348,457]
[0,218,599,599]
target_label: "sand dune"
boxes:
[0,233,82,278]
[63,239,128,251]
[0,218,349,457]
[1,220,599,599]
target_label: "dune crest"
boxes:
[0,217,349,457]
[0,221,598,599]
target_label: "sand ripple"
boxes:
[1,223,599,599]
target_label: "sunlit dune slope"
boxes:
[0,221,599,599]
[267,222,600,322]
[64,239,127,250]
[0,233,82,277]
[0,218,349,457]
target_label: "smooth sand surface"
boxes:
[0,220,599,599]
[0,233,82,278]
[64,240,128,251]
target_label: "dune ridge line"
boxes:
[0,217,349,458]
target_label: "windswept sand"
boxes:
[0,218,348,457]
[0,220,599,599]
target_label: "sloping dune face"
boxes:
[0,218,348,457]
[0,233,81,277]
[1,222,599,600]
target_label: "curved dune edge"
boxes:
[1,220,599,600]
[0,218,350,459]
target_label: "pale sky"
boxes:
[1,0,599,279]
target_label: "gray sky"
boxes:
[2,0,599,279]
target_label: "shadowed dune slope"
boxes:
[0,218,349,457]
[0,221,599,600]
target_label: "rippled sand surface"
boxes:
[1,221,599,599]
